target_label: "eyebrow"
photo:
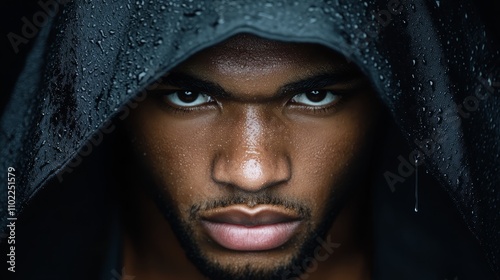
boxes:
[160,70,362,100]
[280,71,361,95]
[162,72,227,97]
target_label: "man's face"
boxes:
[125,34,381,279]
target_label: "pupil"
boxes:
[306,90,326,102]
[178,91,199,103]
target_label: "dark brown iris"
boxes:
[305,90,327,102]
[177,91,198,103]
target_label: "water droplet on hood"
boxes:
[137,72,147,81]
[154,38,163,46]
[183,9,202,17]
[429,80,435,91]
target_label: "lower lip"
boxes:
[202,221,301,251]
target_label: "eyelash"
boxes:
[288,91,345,114]
[150,90,214,115]
[290,101,344,114]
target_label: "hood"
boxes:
[1,0,499,277]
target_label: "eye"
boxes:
[290,90,340,107]
[163,91,213,107]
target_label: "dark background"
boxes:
[1,0,500,115]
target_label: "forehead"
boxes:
[175,34,353,76]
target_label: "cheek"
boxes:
[288,108,378,216]
[129,109,216,211]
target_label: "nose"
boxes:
[212,107,291,192]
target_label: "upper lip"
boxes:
[200,205,301,226]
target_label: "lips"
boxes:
[200,205,302,251]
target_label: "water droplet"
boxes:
[154,38,163,46]
[96,40,104,52]
[137,72,146,81]
[183,9,202,17]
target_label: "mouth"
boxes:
[200,205,302,251]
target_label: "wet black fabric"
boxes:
[1,0,499,279]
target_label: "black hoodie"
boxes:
[1,0,499,279]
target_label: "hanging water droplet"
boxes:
[435,0,440,7]
[414,154,419,213]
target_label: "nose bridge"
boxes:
[242,106,264,153]
[212,106,290,192]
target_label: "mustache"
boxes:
[189,194,312,221]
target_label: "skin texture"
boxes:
[122,34,383,279]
